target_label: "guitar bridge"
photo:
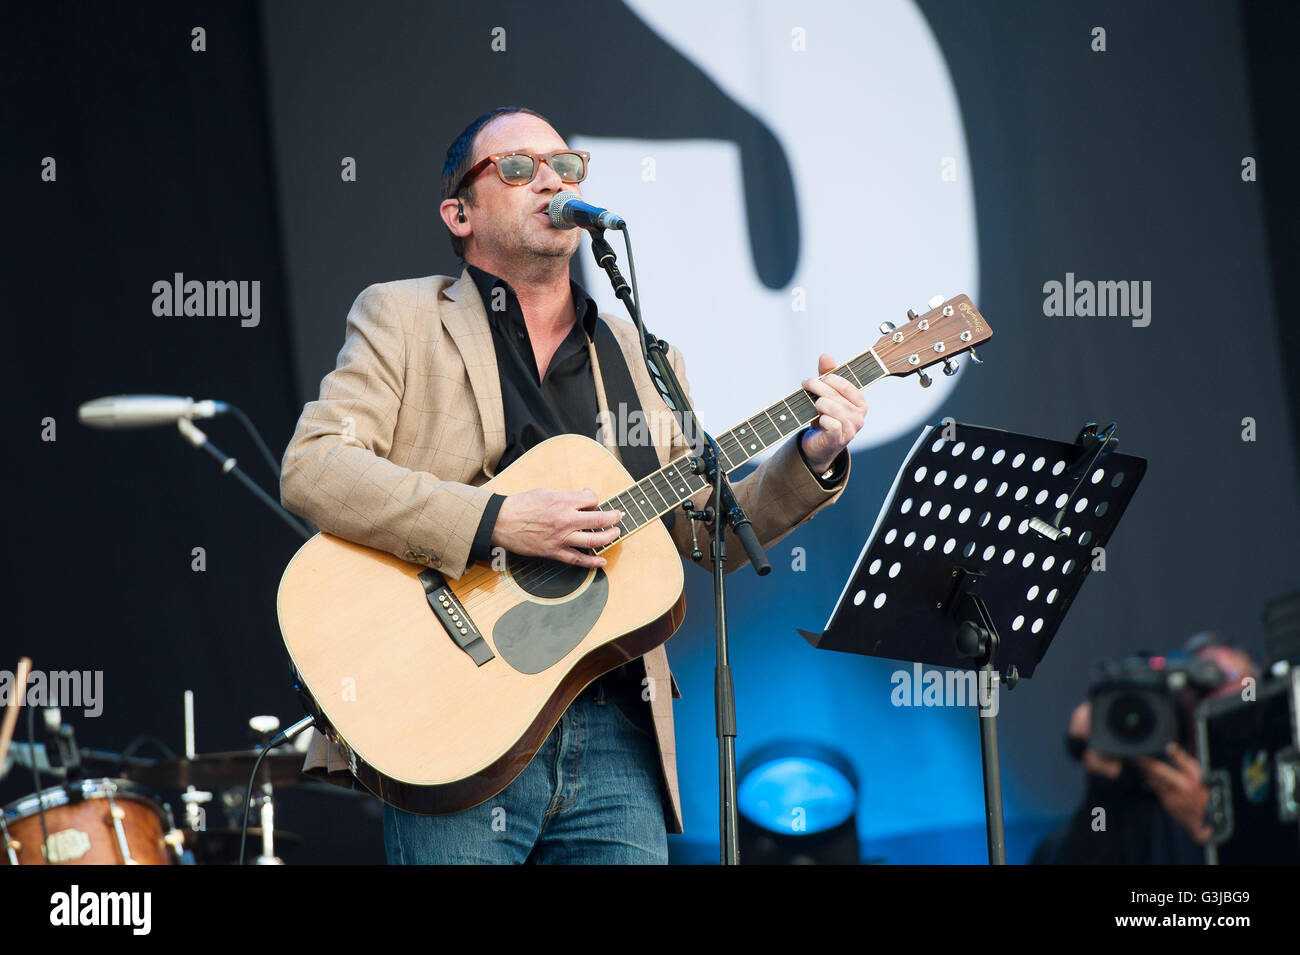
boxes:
[418,569,494,666]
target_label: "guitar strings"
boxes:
[454,356,886,611]
[455,412,778,603]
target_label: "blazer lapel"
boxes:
[441,268,507,476]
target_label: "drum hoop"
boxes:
[2,777,164,821]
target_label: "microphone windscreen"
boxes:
[548,191,581,230]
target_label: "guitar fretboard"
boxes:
[595,348,887,551]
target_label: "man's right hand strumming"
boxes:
[492,488,621,568]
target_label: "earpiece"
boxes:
[457,199,466,223]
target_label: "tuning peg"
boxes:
[969,347,982,364]
[943,358,959,376]
[928,295,945,310]
[879,321,896,334]
[906,309,919,321]
[917,370,932,388]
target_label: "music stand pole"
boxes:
[951,588,1008,863]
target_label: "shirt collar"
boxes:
[465,263,599,340]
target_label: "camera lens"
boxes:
[1106,692,1156,742]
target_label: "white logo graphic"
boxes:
[49,885,152,935]
[574,0,978,453]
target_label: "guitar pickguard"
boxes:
[493,565,609,674]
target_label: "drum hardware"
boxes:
[188,827,301,865]
[251,788,282,865]
[104,784,136,864]
[4,683,314,864]
[2,779,176,865]
[123,750,307,790]
[237,714,314,866]
[248,715,284,864]
[1,814,18,865]
[181,787,213,831]
[116,710,312,863]
[163,828,187,862]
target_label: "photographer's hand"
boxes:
[1069,701,1122,780]
[1137,743,1212,844]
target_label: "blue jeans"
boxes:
[382,692,669,864]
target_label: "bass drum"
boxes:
[1,778,182,865]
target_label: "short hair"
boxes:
[1184,631,1261,684]
[440,106,552,258]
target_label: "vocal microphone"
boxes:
[548,191,626,231]
[78,395,230,429]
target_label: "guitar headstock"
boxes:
[872,294,992,385]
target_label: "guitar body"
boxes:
[277,433,687,815]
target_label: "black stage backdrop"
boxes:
[4,1,1298,863]
[2,2,383,861]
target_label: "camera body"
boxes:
[1089,654,1223,758]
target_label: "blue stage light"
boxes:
[737,743,858,835]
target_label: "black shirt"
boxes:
[1045,769,1204,865]
[464,264,653,732]
[461,264,847,738]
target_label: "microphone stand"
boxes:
[176,418,314,540]
[588,228,770,865]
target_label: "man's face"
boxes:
[460,113,583,264]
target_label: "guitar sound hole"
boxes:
[506,554,589,599]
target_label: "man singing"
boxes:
[280,105,866,863]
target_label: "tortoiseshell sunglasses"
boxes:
[454,149,589,193]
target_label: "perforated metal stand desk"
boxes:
[800,420,1146,863]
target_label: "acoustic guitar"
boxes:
[277,294,992,813]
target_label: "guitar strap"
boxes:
[589,317,676,533]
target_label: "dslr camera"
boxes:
[1089,653,1224,758]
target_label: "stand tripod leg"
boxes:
[977,662,1007,865]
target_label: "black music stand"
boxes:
[799,421,1145,863]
